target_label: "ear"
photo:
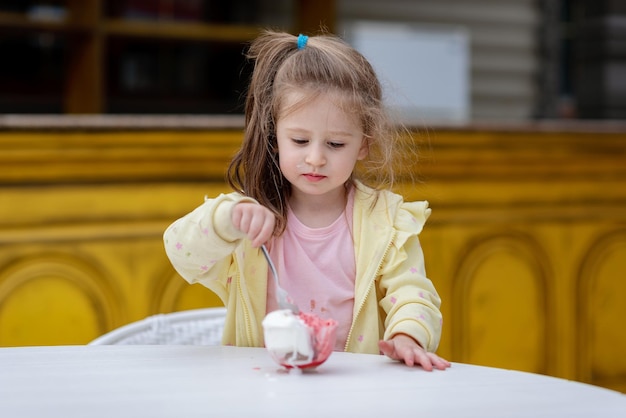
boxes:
[357,136,369,160]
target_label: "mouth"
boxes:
[302,173,326,182]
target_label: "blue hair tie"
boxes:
[297,34,309,50]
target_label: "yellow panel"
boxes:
[579,231,626,392]
[454,235,547,374]
[0,277,101,346]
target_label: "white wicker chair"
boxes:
[88,307,226,346]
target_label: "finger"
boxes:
[378,340,397,359]
[236,210,252,234]
[393,343,418,367]
[246,214,264,244]
[430,355,451,370]
[231,207,243,231]
[248,213,270,247]
[254,221,275,247]
[414,350,434,371]
[401,349,415,367]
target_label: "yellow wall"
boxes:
[0,123,625,392]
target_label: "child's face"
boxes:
[275,91,368,201]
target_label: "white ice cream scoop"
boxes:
[262,309,338,370]
[262,309,314,367]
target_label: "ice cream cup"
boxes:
[262,309,338,369]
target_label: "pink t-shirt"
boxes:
[267,191,355,351]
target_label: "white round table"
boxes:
[0,345,624,417]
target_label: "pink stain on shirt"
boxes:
[358,335,364,342]
[175,242,183,250]
[390,296,397,304]
[410,267,418,274]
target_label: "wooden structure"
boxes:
[0,116,625,393]
[0,0,334,114]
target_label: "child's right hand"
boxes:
[231,202,276,248]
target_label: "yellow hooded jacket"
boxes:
[163,182,442,354]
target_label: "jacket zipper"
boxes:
[235,251,254,345]
[344,231,395,351]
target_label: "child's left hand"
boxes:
[378,334,451,371]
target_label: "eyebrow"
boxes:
[285,128,356,139]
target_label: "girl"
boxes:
[164,30,450,371]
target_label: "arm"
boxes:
[163,193,276,284]
[377,201,450,369]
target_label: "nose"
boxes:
[304,143,326,167]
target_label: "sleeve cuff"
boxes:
[213,197,257,242]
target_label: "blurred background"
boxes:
[0,0,622,121]
[0,0,625,394]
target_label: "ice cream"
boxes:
[262,309,338,369]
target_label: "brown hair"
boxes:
[227,29,404,235]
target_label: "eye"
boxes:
[328,141,345,149]
[292,138,308,145]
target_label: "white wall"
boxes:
[337,0,539,122]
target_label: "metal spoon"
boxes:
[260,244,299,314]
